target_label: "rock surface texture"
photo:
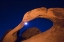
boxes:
[22,7,64,42]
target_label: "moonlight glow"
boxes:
[24,22,28,25]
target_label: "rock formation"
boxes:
[1,29,12,42]
[2,7,64,42]
[21,27,41,40]
[2,22,25,42]
[22,7,64,42]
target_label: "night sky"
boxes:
[0,0,64,39]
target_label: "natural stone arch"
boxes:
[2,7,64,42]
[22,7,64,42]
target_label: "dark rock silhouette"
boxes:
[21,27,41,40]
[16,27,41,42]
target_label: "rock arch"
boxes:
[2,7,64,42]
[22,7,64,42]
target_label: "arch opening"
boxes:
[23,18,53,32]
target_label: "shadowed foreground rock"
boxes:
[21,27,41,40]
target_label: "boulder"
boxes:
[21,27,41,40]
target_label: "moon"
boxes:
[24,22,28,25]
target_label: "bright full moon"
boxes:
[24,22,28,25]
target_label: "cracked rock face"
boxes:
[22,7,64,42]
[21,27,41,40]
